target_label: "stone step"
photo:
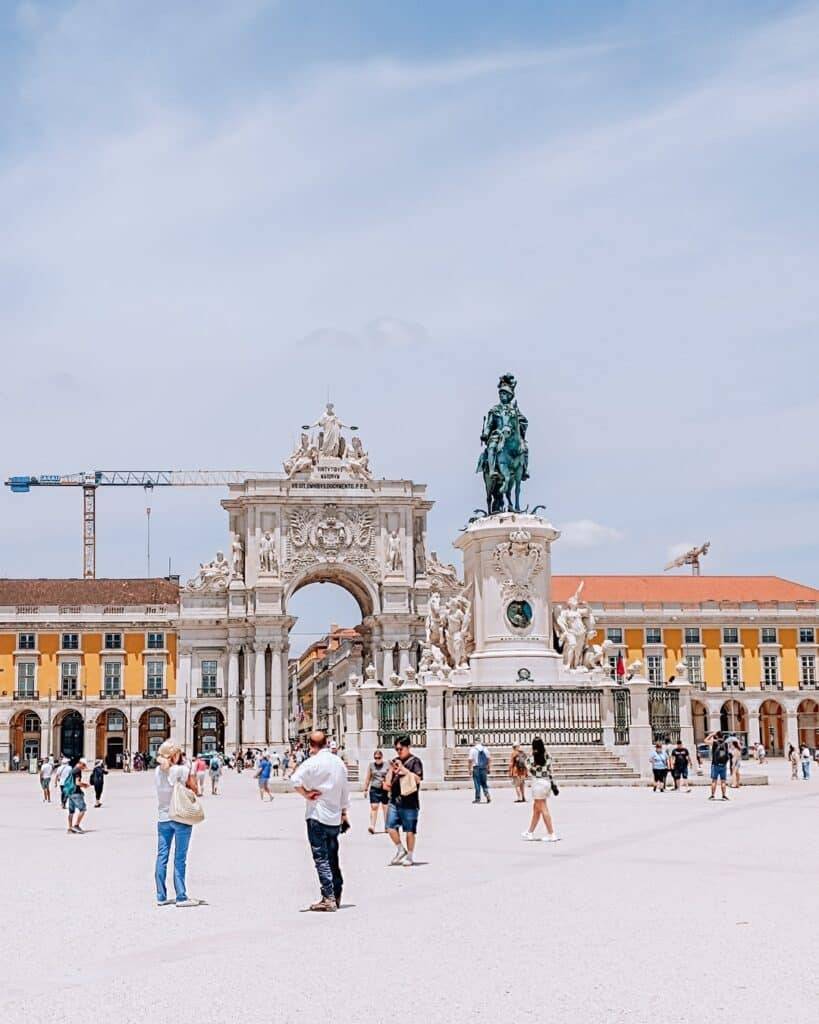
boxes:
[445,746,640,782]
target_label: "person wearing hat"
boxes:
[55,756,72,808]
[66,758,89,834]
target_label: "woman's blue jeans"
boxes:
[155,820,193,902]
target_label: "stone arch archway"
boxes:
[95,708,128,768]
[759,699,785,755]
[139,708,170,760]
[10,708,42,764]
[691,699,708,745]
[53,708,84,762]
[797,699,819,749]
[193,706,224,754]
[720,700,747,744]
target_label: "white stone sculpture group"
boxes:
[551,580,620,678]
[419,589,472,678]
[283,404,372,480]
[185,551,231,592]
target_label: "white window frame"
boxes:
[61,633,81,651]
[800,655,816,688]
[103,661,122,695]
[200,659,218,694]
[146,660,165,694]
[60,660,80,697]
[686,653,703,686]
[723,654,742,687]
[799,627,816,645]
[104,632,123,651]
[646,654,664,684]
[146,631,165,650]
[16,660,37,695]
[760,627,778,645]
[17,633,36,651]
[644,627,663,645]
[722,627,739,645]
[684,627,701,645]
[761,654,779,687]
[606,627,623,645]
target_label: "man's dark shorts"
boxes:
[672,766,688,780]
[369,788,388,805]
[710,763,727,781]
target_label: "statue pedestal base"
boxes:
[454,512,562,688]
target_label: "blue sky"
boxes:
[1,1,817,648]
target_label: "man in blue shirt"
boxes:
[257,754,273,801]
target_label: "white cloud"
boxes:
[560,520,624,549]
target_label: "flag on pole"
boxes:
[616,652,625,680]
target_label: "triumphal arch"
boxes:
[177,406,454,748]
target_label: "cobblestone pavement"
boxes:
[2,761,816,1023]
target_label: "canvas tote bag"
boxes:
[169,780,205,825]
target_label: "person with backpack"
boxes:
[508,745,527,802]
[208,755,222,795]
[90,759,108,807]
[706,731,731,800]
[64,758,89,833]
[54,757,72,808]
[362,749,389,833]
[468,740,491,804]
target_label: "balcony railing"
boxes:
[761,680,783,691]
[56,690,82,700]
[722,681,745,691]
[799,679,818,690]
[13,690,38,700]
[143,688,168,699]
[99,689,125,700]
[196,688,223,698]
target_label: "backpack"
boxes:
[62,770,76,796]
[476,748,489,770]
[713,741,729,766]
[514,753,526,771]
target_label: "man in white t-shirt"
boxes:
[468,741,491,804]
[801,746,812,780]
[39,757,54,803]
[291,730,350,912]
[55,757,72,808]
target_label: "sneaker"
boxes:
[472,799,481,804]
[708,795,715,800]
[308,896,338,912]
[73,826,85,833]
[175,898,208,908]
[389,847,408,866]
[521,831,536,841]
[485,795,491,803]
[722,795,730,801]
[542,834,561,843]
[402,857,415,867]
[156,898,175,907]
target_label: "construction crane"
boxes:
[664,541,711,576]
[5,470,278,579]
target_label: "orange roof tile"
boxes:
[552,576,819,605]
[0,578,179,606]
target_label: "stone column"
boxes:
[748,703,761,747]
[268,641,286,746]
[624,679,653,779]
[175,646,192,750]
[786,709,799,751]
[128,712,139,765]
[0,721,10,771]
[380,643,395,684]
[252,643,267,746]
[343,686,361,768]
[242,645,256,747]
[398,642,412,680]
[601,686,616,747]
[676,682,696,752]
[83,714,97,761]
[423,681,447,783]
[226,644,240,752]
[359,683,380,760]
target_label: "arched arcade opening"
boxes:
[10,709,41,765]
[759,699,785,756]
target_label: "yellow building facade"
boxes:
[0,579,179,768]
[554,575,819,754]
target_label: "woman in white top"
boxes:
[155,743,205,908]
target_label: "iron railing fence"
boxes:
[450,688,603,746]
[378,691,427,748]
[648,687,681,742]
[613,687,631,745]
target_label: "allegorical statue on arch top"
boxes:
[284,403,373,480]
[476,372,529,514]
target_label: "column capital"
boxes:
[227,642,242,655]
[179,644,193,657]
[253,641,267,655]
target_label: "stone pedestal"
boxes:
[623,678,654,778]
[454,513,562,686]
[343,688,361,766]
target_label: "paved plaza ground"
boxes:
[2,762,817,1023]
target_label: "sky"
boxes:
[1,1,818,651]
